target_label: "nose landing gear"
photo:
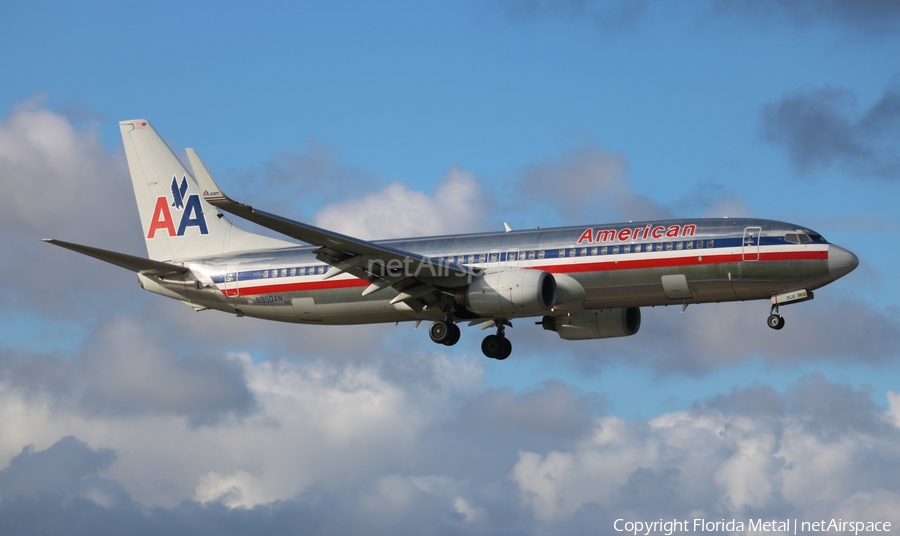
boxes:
[767,305,785,330]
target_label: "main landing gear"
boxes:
[427,319,512,360]
[429,319,461,346]
[481,334,512,360]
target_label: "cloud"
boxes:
[229,140,376,220]
[314,165,487,239]
[512,378,900,523]
[0,374,900,534]
[0,99,142,315]
[0,318,256,426]
[0,436,122,503]
[513,145,670,226]
[497,0,900,36]
[711,0,900,36]
[4,373,899,534]
[760,78,900,180]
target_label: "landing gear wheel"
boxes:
[429,320,451,344]
[442,323,461,346]
[482,335,512,360]
[497,338,512,360]
[767,314,785,330]
[482,335,503,359]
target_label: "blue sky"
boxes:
[2,1,900,534]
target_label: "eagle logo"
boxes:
[171,176,189,209]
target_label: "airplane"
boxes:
[45,119,859,360]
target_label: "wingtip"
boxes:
[185,148,230,205]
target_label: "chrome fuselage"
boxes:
[145,217,856,325]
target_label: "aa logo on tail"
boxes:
[171,176,189,209]
[147,176,209,238]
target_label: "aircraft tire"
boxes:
[429,320,451,344]
[767,314,785,330]
[482,334,512,359]
[482,334,503,359]
[442,323,461,346]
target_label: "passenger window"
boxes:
[580,248,587,256]
[600,246,607,255]
[280,269,287,277]
[665,242,673,251]
[527,251,535,260]
[623,245,631,253]
[591,247,598,255]
[263,270,269,278]
[707,240,714,248]
[490,253,498,262]
[655,243,663,252]
[676,242,683,250]
[612,245,619,254]
[538,250,545,259]
[696,240,703,249]
[634,244,641,253]
[479,254,486,263]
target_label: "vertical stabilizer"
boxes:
[119,119,293,261]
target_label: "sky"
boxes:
[1,1,900,534]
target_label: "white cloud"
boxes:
[888,391,900,428]
[195,470,273,508]
[453,496,486,522]
[511,383,900,524]
[313,166,486,239]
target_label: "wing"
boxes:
[187,149,479,306]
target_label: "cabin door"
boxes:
[742,227,761,262]
[224,265,240,297]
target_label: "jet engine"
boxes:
[541,308,641,340]
[457,269,557,316]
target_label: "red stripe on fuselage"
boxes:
[536,250,827,274]
[227,278,369,296]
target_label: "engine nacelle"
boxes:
[457,269,557,316]
[541,308,641,340]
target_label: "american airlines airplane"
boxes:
[45,119,859,360]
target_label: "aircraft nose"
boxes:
[828,245,859,281]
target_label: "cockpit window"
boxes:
[785,231,826,244]
[808,232,827,243]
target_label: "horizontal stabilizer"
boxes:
[43,239,189,276]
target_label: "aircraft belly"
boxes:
[572,258,831,309]
[291,288,413,325]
